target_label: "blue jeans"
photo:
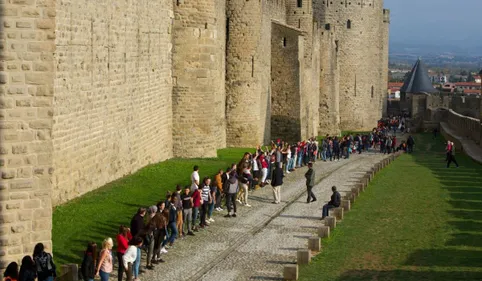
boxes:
[322,204,336,218]
[322,150,327,161]
[133,247,140,278]
[192,207,199,226]
[168,221,178,244]
[297,152,303,167]
[99,270,110,281]
[208,201,215,218]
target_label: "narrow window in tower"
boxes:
[371,86,374,98]
[251,56,255,77]
[298,19,301,28]
[335,40,339,52]
[226,18,230,57]
[283,37,287,47]
[347,20,352,29]
[297,0,302,8]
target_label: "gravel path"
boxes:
[139,151,389,281]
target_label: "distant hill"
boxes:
[390,41,482,57]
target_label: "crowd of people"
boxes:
[2,243,57,281]
[4,122,416,281]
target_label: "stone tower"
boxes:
[172,0,227,157]
[225,0,271,147]
[317,0,386,131]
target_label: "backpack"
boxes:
[35,253,54,274]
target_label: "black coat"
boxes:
[80,253,95,280]
[271,167,284,187]
[130,214,145,237]
[329,191,341,207]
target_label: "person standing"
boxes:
[18,256,36,281]
[271,165,284,204]
[191,183,201,231]
[81,242,97,281]
[32,243,56,281]
[225,164,238,217]
[181,186,195,236]
[305,162,317,203]
[190,165,200,193]
[130,208,145,280]
[446,141,459,168]
[321,186,341,219]
[199,177,211,228]
[95,238,113,281]
[3,262,18,281]
[115,226,131,281]
[123,237,143,281]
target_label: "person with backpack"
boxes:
[3,262,18,281]
[80,242,97,281]
[33,243,56,281]
[18,256,36,281]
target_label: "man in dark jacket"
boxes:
[305,162,317,203]
[322,186,341,219]
[271,166,284,204]
[130,208,146,237]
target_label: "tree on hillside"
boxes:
[467,73,475,82]
[460,70,468,76]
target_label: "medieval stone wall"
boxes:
[316,0,386,131]
[172,0,226,157]
[450,96,481,119]
[0,0,57,266]
[52,0,174,204]
[270,22,303,143]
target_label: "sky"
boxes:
[384,0,482,47]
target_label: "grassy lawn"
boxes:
[52,148,251,266]
[300,134,482,281]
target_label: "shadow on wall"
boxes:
[270,115,301,144]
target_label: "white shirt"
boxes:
[190,171,200,192]
[123,246,138,268]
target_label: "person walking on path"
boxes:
[271,165,284,204]
[446,141,459,168]
[305,162,317,203]
[321,186,341,219]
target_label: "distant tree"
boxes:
[467,73,475,82]
[460,70,468,76]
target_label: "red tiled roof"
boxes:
[455,82,480,87]
[464,89,481,94]
[388,82,404,87]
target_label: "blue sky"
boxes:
[384,0,482,47]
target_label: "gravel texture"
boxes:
[137,151,390,281]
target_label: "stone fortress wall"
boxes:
[0,0,389,265]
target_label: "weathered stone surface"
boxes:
[297,249,311,265]
[325,216,337,229]
[318,225,331,238]
[308,237,321,252]
[283,264,298,281]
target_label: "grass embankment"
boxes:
[300,134,482,281]
[52,148,251,266]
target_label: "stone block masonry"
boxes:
[0,0,389,266]
[0,0,56,267]
[52,0,174,204]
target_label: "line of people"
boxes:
[3,128,403,281]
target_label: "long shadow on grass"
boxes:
[336,269,482,281]
[404,134,482,275]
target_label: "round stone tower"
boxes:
[171,0,226,158]
[317,0,385,130]
[225,0,266,147]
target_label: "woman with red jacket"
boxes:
[116,225,132,281]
